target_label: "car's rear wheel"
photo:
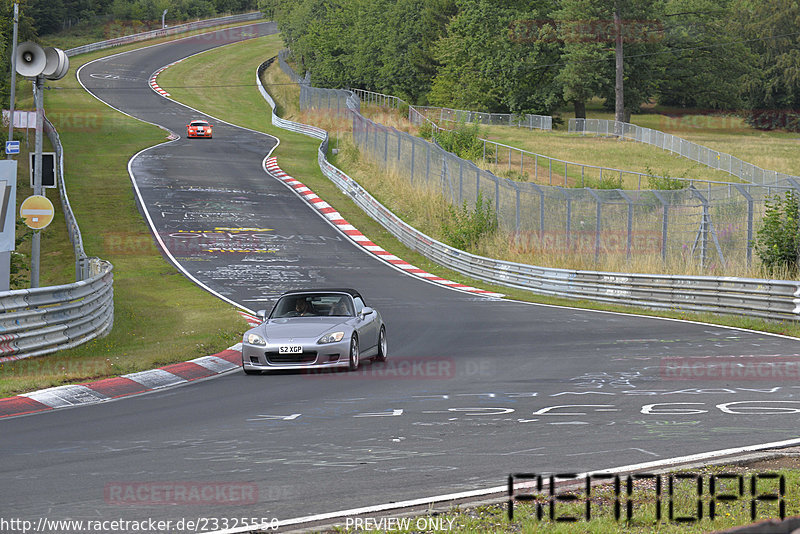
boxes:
[348,335,360,371]
[375,326,387,362]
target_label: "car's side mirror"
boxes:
[360,307,374,318]
[256,309,267,321]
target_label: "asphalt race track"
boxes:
[2,22,800,529]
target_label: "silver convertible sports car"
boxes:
[242,289,387,374]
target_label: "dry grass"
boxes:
[325,132,784,278]
[285,101,788,279]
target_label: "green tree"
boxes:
[553,0,613,118]
[429,0,562,115]
[732,0,800,130]
[754,191,800,274]
[655,0,752,109]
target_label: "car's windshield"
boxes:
[191,122,208,127]
[270,293,354,318]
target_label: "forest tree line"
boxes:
[259,0,800,130]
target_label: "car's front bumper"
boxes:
[241,339,351,371]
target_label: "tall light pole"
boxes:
[162,9,168,29]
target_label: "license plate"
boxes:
[279,345,302,354]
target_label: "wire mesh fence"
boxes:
[279,51,800,270]
[569,118,800,188]
[409,105,551,130]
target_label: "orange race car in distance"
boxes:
[186,119,212,138]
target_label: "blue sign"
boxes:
[5,141,20,155]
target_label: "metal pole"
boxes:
[7,3,19,158]
[31,76,43,288]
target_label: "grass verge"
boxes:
[0,24,269,397]
[155,36,800,341]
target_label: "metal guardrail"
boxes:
[0,258,114,362]
[569,118,800,188]
[65,12,264,57]
[258,57,800,323]
[0,111,115,362]
[43,117,87,280]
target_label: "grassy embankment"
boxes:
[0,22,270,397]
[405,103,800,190]
[156,36,800,342]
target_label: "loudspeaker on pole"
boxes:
[15,42,46,78]
[42,47,69,80]
[15,42,69,80]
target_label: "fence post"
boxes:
[587,190,603,263]
[459,159,464,205]
[410,136,415,183]
[652,190,669,262]
[732,184,753,268]
[618,190,634,260]
[564,189,572,251]
[425,142,431,184]
[495,175,500,226]
[476,167,481,205]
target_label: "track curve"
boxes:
[2,22,800,528]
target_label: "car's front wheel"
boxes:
[375,326,387,362]
[348,335,360,371]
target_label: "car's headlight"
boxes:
[318,331,344,344]
[247,333,266,346]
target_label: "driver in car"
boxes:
[293,299,314,316]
